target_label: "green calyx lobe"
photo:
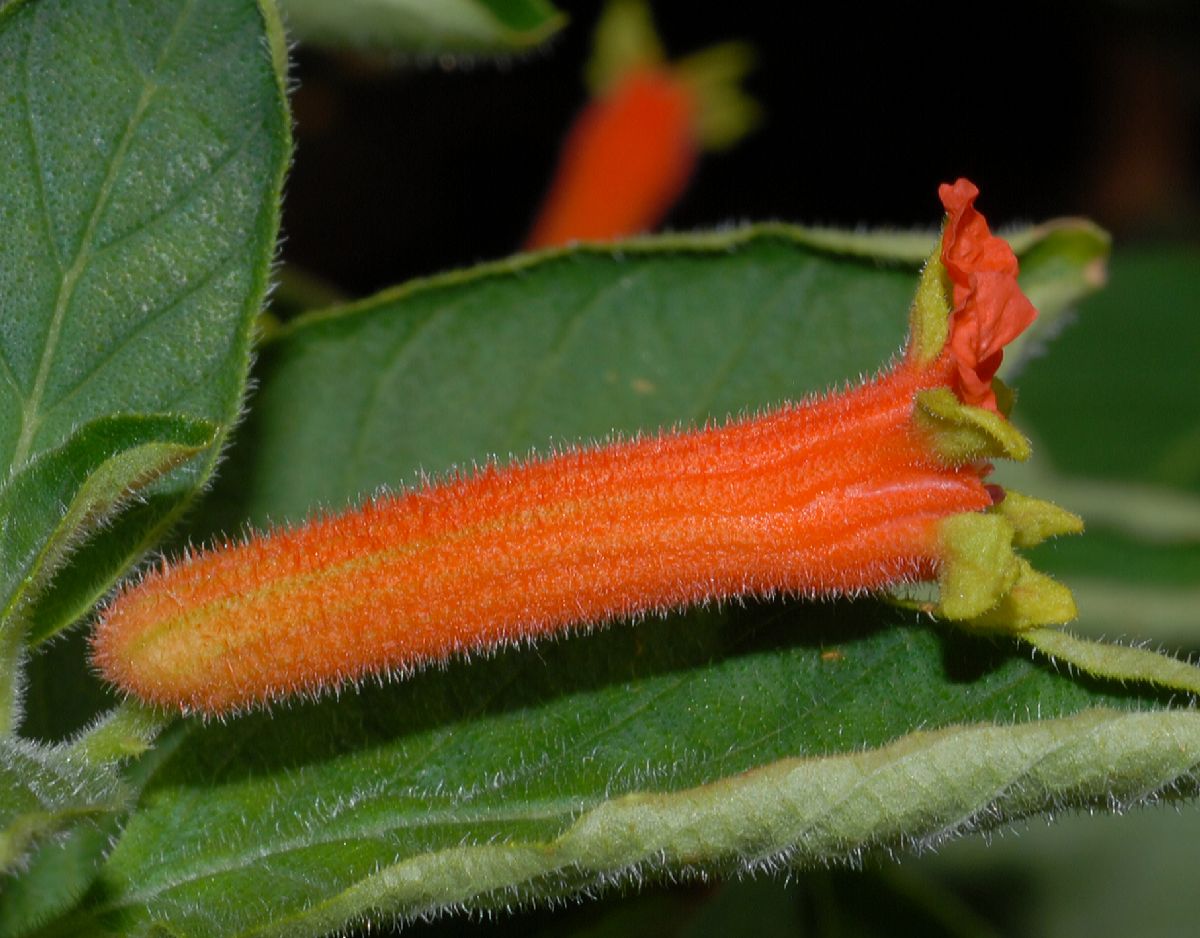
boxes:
[926,416,1083,631]
[914,387,1032,464]
[907,242,1031,465]
[907,248,953,364]
[936,504,1081,630]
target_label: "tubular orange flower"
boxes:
[91,180,1081,715]
[523,0,758,249]
[524,66,698,249]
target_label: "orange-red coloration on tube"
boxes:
[91,180,1034,714]
[524,67,698,249]
[93,366,988,714]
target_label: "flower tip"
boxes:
[938,178,979,215]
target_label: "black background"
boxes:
[281,1,1199,298]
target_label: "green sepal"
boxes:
[584,0,759,153]
[915,387,1033,464]
[936,495,1080,631]
[675,42,760,151]
[585,0,664,94]
[68,702,172,766]
[967,559,1079,631]
[907,248,952,364]
[935,513,1022,620]
[993,490,1084,549]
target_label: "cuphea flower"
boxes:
[91,180,1081,714]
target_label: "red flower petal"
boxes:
[938,180,1037,412]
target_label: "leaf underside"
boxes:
[0,414,216,642]
[0,0,287,930]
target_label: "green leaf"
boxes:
[278,0,566,55]
[0,822,115,938]
[46,226,1196,935]
[199,221,1105,533]
[0,413,214,735]
[199,232,923,530]
[0,737,126,878]
[0,705,169,938]
[0,414,215,639]
[0,0,291,647]
[51,616,1197,935]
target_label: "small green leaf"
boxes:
[279,0,565,55]
[0,0,291,646]
[0,822,115,938]
[0,737,126,878]
[0,414,215,640]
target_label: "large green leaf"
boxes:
[279,0,565,55]
[49,615,1196,936]
[42,226,1198,937]
[198,223,1107,533]
[0,0,291,648]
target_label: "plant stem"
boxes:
[0,620,25,737]
[68,700,172,765]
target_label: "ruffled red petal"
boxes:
[938,179,1037,412]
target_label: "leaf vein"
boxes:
[43,248,242,418]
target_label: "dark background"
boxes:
[281,1,1199,299]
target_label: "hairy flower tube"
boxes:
[92,180,1081,714]
[524,0,758,249]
